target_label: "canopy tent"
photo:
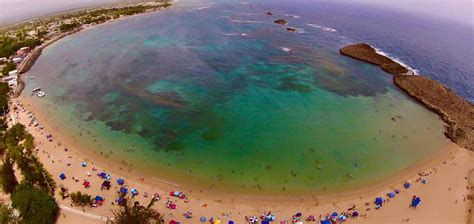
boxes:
[101,181,111,190]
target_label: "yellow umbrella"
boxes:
[213,219,221,224]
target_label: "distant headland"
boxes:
[340,43,474,151]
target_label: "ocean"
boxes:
[23,0,470,194]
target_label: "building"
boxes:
[16,47,31,57]
[12,57,22,63]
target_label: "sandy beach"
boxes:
[3,95,471,224]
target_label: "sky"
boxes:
[0,0,473,27]
[368,0,474,27]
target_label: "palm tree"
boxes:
[112,196,164,224]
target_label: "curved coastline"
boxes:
[4,8,472,223]
[12,2,173,97]
[340,43,474,151]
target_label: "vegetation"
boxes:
[113,197,164,224]
[0,204,18,224]
[1,62,16,76]
[69,191,93,207]
[0,36,41,58]
[11,182,59,224]
[1,155,18,194]
[59,22,80,32]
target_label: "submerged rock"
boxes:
[274,19,288,25]
[265,11,273,16]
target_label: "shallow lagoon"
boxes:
[24,1,451,194]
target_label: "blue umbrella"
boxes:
[331,212,338,217]
[388,192,396,198]
[200,217,206,222]
[228,221,234,224]
[117,178,124,185]
[375,197,383,205]
[321,220,331,224]
[120,187,128,194]
[95,195,104,201]
[59,173,66,180]
[404,182,411,189]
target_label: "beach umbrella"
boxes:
[82,181,90,188]
[228,221,234,224]
[117,178,124,185]
[375,197,383,205]
[388,192,396,198]
[86,171,91,176]
[352,211,359,217]
[411,197,421,208]
[320,220,331,224]
[249,216,258,223]
[59,173,66,180]
[120,187,128,194]
[117,197,125,205]
[174,191,180,196]
[131,188,138,196]
[99,172,107,179]
[81,162,87,167]
[280,221,288,224]
[95,195,104,201]
[214,219,221,224]
[404,181,411,189]
[199,216,206,222]
[339,215,347,221]
[169,220,179,224]
[262,221,270,224]
[296,212,302,217]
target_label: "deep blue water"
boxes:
[259,0,474,102]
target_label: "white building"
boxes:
[12,57,22,63]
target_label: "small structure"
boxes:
[12,57,22,63]
[16,47,30,57]
[101,180,111,190]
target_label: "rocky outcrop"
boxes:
[286,27,297,32]
[340,43,474,151]
[340,43,408,75]
[274,19,288,25]
[393,75,473,150]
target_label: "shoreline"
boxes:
[340,43,474,151]
[11,94,472,223]
[11,1,173,97]
[3,8,472,223]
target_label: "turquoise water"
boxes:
[24,1,450,194]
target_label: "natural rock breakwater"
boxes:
[340,43,474,151]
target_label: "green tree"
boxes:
[0,204,18,224]
[1,62,16,76]
[69,191,93,207]
[113,197,163,224]
[11,182,59,224]
[1,155,18,194]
